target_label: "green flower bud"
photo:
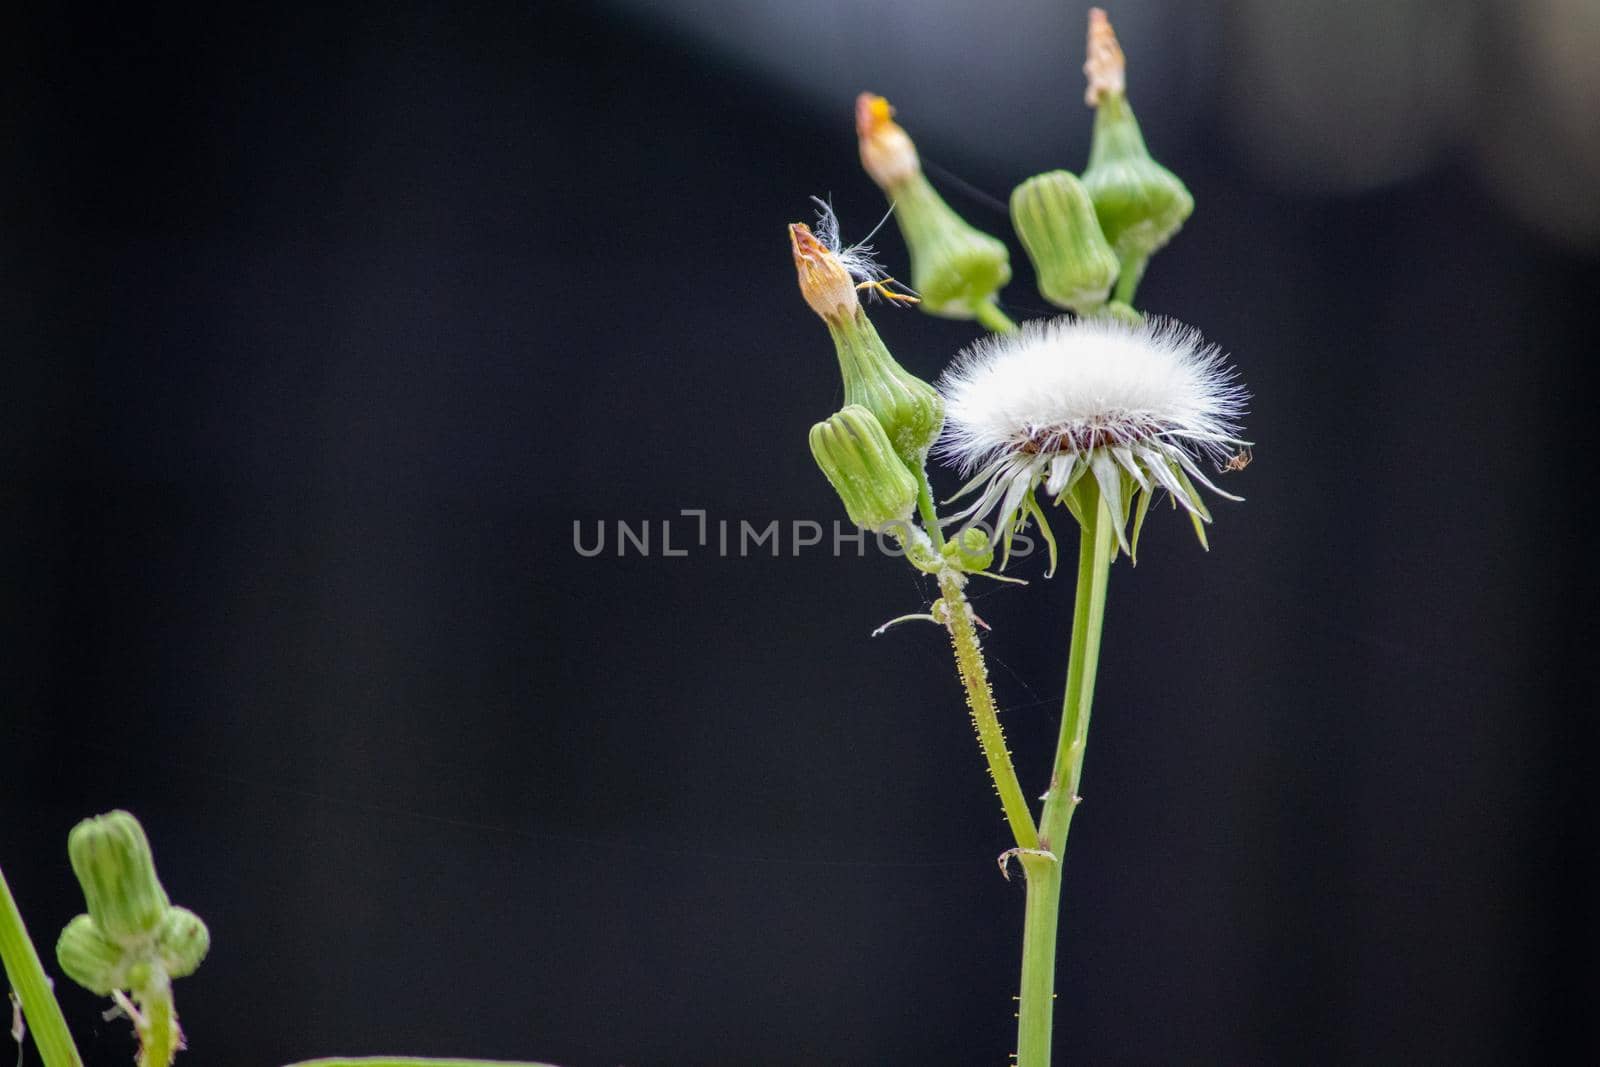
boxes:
[857,94,1011,320]
[67,811,170,945]
[943,526,995,573]
[826,311,945,470]
[1080,13,1193,264]
[1010,170,1120,313]
[790,220,945,468]
[894,177,1012,319]
[809,405,919,533]
[56,914,130,996]
[155,906,210,978]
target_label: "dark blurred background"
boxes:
[3,2,1596,1064]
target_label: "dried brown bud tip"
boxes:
[789,222,859,322]
[1084,8,1126,107]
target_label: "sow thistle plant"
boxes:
[796,10,1250,1066]
[0,11,1249,1067]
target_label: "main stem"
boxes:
[1015,488,1116,1067]
[0,865,85,1067]
[936,568,1039,853]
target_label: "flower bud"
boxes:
[943,526,995,573]
[790,220,946,466]
[809,406,919,533]
[67,811,170,945]
[155,906,210,979]
[1080,10,1193,263]
[828,312,944,469]
[1010,170,1120,313]
[856,93,1011,320]
[856,92,919,189]
[56,914,129,996]
[789,221,859,324]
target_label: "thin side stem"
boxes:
[972,300,1018,334]
[936,568,1039,852]
[1113,254,1147,307]
[914,466,946,552]
[1014,488,1116,1067]
[0,865,85,1067]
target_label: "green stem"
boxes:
[282,1061,563,1067]
[1113,254,1147,307]
[1015,488,1116,1067]
[1014,852,1062,1067]
[936,568,1039,853]
[0,865,85,1067]
[133,970,177,1067]
[972,300,1017,334]
[914,466,946,552]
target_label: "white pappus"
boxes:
[808,195,918,305]
[935,313,1250,565]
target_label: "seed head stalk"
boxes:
[1015,482,1116,1067]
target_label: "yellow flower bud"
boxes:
[856,93,1012,320]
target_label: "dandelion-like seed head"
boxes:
[936,315,1248,562]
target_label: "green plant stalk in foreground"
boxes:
[0,864,85,1067]
[285,1060,562,1066]
[1015,486,1117,1067]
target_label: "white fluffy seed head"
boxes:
[935,315,1247,475]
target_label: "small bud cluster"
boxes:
[55,811,208,1063]
[1015,7,1194,315]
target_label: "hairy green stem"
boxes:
[0,865,84,1067]
[132,970,178,1067]
[972,300,1018,334]
[1015,487,1116,1067]
[936,568,1039,852]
